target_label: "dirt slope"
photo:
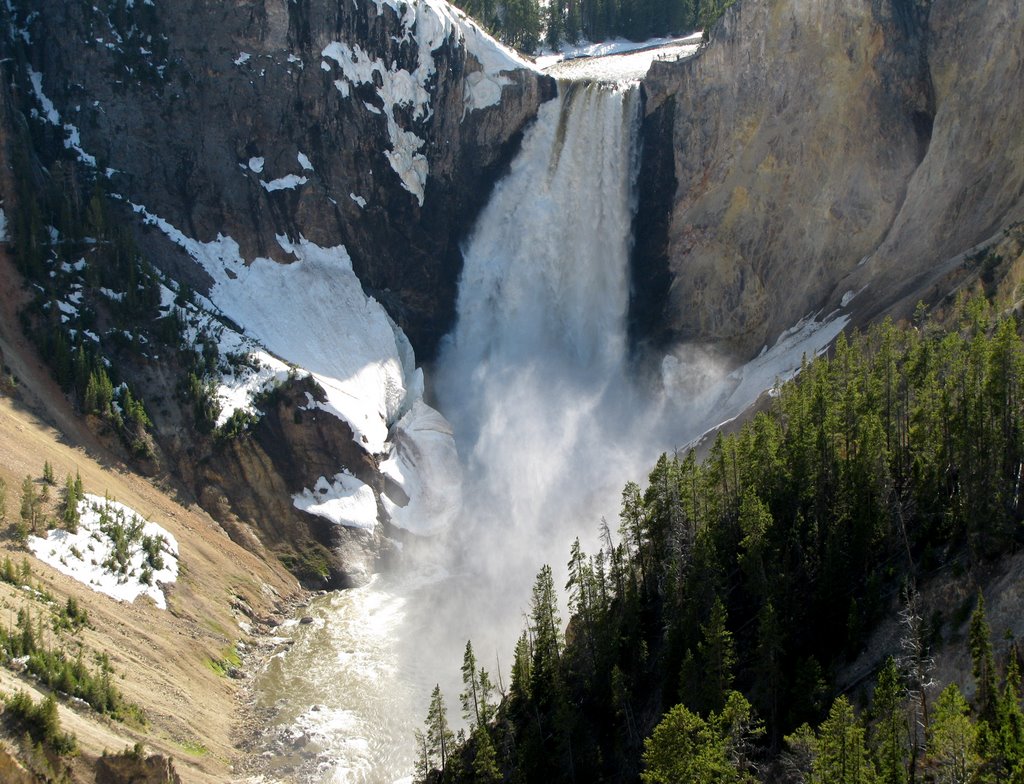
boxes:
[0,251,301,781]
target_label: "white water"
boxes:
[247,59,850,783]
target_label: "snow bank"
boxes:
[134,206,463,535]
[135,206,419,454]
[261,174,308,192]
[540,32,703,82]
[293,473,379,530]
[28,494,179,610]
[157,282,295,428]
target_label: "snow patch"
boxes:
[133,207,419,453]
[28,68,97,166]
[542,33,704,82]
[135,206,461,535]
[297,151,314,171]
[261,174,308,192]
[319,0,532,205]
[28,494,179,610]
[350,193,367,208]
[248,156,265,173]
[99,287,124,301]
[0,207,6,243]
[293,473,379,530]
[234,52,251,65]
[28,68,60,125]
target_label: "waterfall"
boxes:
[437,81,640,386]
[426,79,669,661]
[245,65,850,783]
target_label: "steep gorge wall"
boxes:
[1,0,554,585]
[635,0,1024,357]
[22,0,554,358]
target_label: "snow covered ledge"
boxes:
[134,206,464,539]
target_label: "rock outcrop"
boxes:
[634,0,1024,358]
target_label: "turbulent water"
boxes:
[247,51,846,783]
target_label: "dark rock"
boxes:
[22,0,553,361]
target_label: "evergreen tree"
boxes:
[477,666,496,726]
[472,727,502,784]
[995,653,1024,781]
[928,684,980,784]
[461,640,482,728]
[423,684,455,778]
[62,473,80,532]
[696,596,736,714]
[968,591,998,722]
[814,696,876,784]
[509,629,532,707]
[642,692,760,783]
[530,564,562,682]
[19,475,41,536]
[641,701,733,783]
[871,656,909,784]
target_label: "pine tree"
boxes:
[814,696,876,784]
[529,564,561,682]
[928,684,980,784]
[19,475,40,536]
[461,640,482,728]
[641,702,731,783]
[42,461,55,485]
[969,591,998,722]
[477,666,496,726]
[424,684,455,777]
[509,629,532,706]
[871,656,909,784]
[996,653,1024,780]
[696,596,736,713]
[472,727,502,784]
[62,473,80,533]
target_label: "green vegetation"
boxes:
[424,299,1024,783]
[2,691,76,755]
[176,737,209,756]
[5,70,251,457]
[279,543,333,586]
[91,498,167,581]
[0,606,142,724]
[205,644,242,678]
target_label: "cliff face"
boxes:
[635,0,1024,357]
[24,0,554,358]
[1,0,553,585]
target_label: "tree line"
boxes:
[452,0,735,54]
[417,296,1024,782]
